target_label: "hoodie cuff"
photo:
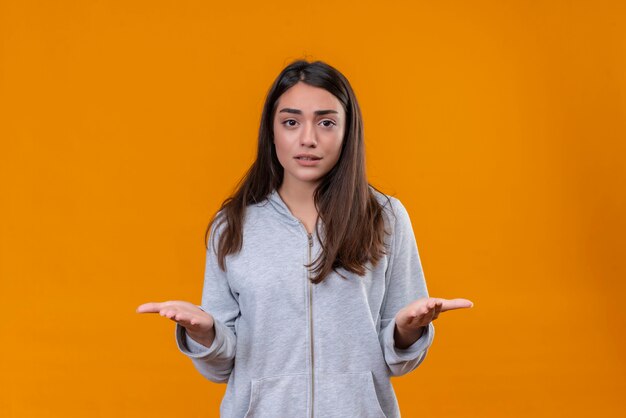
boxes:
[175,321,224,359]
[383,317,435,362]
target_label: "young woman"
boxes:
[137,59,473,418]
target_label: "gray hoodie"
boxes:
[174,188,435,418]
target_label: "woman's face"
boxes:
[272,81,346,189]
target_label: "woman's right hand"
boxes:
[136,300,216,348]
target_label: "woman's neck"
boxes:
[278,180,319,234]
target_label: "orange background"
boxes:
[1,0,625,416]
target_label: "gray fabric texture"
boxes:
[174,187,435,417]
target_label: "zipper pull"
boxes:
[308,233,313,247]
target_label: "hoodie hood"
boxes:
[263,189,324,238]
[265,189,301,226]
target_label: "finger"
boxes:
[161,309,178,319]
[174,312,194,324]
[427,298,437,310]
[136,302,163,313]
[433,300,443,319]
[428,305,437,322]
[440,298,474,312]
[427,298,440,318]
[421,304,436,323]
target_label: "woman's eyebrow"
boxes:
[279,108,339,115]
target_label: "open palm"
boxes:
[396,297,474,332]
[136,300,215,347]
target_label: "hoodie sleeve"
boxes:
[378,197,435,377]
[174,217,239,383]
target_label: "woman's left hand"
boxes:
[395,297,474,342]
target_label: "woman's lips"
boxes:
[294,156,322,166]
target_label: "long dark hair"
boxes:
[205,59,389,284]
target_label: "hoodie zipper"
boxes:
[307,231,314,418]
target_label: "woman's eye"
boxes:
[282,119,335,128]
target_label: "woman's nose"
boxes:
[300,123,317,147]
